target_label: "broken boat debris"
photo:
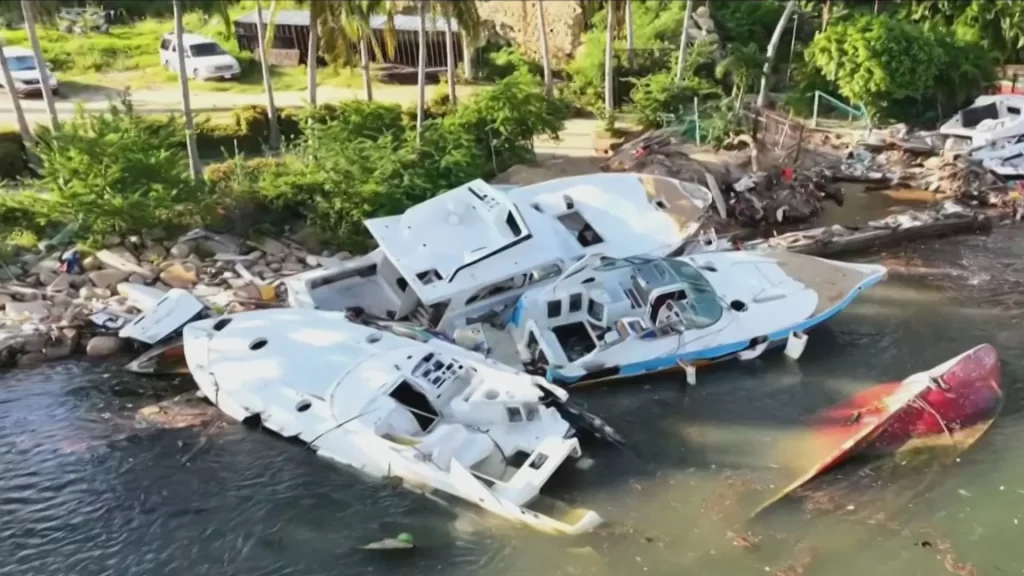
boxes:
[754,343,1002,516]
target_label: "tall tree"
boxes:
[625,0,634,67]
[20,0,58,131]
[435,1,479,106]
[416,0,426,142]
[535,0,553,97]
[756,0,798,108]
[255,0,281,150]
[172,0,201,178]
[306,0,320,106]
[0,37,33,149]
[675,0,694,81]
[605,0,616,115]
[316,1,396,103]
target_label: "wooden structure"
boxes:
[233,10,462,69]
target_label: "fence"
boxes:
[743,107,806,165]
[810,91,870,130]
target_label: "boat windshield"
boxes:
[662,259,723,329]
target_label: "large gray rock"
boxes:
[168,242,192,259]
[96,248,151,278]
[16,351,45,368]
[86,335,124,357]
[89,269,130,289]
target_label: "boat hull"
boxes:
[753,344,1002,515]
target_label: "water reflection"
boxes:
[3,229,1024,575]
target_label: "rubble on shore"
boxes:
[0,227,349,370]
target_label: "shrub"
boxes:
[629,71,723,130]
[478,46,544,81]
[29,97,214,244]
[0,131,28,180]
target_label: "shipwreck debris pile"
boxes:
[729,167,844,227]
[0,227,347,369]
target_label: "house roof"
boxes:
[234,10,459,32]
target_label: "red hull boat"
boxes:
[755,344,1002,515]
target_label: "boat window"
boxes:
[530,262,562,283]
[547,299,562,318]
[587,299,605,323]
[396,277,408,292]
[505,211,523,237]
[506,406,524,423]
[660,260,724,329]
[389,379,439,432]
[526,331,540,355]
[625,287,642,309]
[568,292,583,313]
[631,275,650,304]
[465,274,529,305]
[416,269,442,286]
[626,318,645,333]
[557,212,604,246]
[427,300,450,327]
[625,256,654,265]
[1010,106,1022,116]
[595,256,630,271]
[524,404,539,421]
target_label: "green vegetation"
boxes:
[0,72,569,251]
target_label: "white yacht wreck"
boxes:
[285,173,713,334]
[182,308,618,535]
[939,94,1024,150]
[490,251,886,387]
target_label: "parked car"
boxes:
[0,46,60,97]
[159,33,241,81]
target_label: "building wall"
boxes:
[476,0,587,66]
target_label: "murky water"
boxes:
[4,227,1024,576]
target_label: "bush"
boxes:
[0,131,28,181]
[478,46,544,81]
[629,70,723,130]
[28,97,214,245]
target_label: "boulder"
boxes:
[44,330,77,360]
[169,242,192,259]
[88,269,130,289]
[86,335,124,357]
[30,258,61,276]
[47,273,73,293]
[18,253,40,269]
[258,238,289,257]
[37,269,58,286]
[268,262,282,272]
[104,234,122,247]
[140,245,168,262]
[82,255,103,271]
[159,263,199,289]
[96,248,151,278]
[16,351,45,368]
[0,264,25,281]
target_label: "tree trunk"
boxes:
[756,0,797,109]
[173,0,201,179]
[306,0,318,107]
[604,0,616,114]
[625,0,634,68]
[675,0,694,82]
[445,14,456,105]
[255,1,281,150]
[416,0,426,143]
[20,0,58,131]
[821,0,831,32]
[536,0,553,97]
[873,0,880,15]
[360,35,373,102]
[461,32,474,80]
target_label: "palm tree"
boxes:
[306,1,320,106]
[255,0,281,150]
[0,35,34,150]
[20,0,58,131]
[534,0,553,97]
[315,1,396,103]
[675,0,694,81]
[436,0,480,106]
[604,0,616,115]
[756,0,797,109]
[625,0,634,68]
[172,0,202,178]
[416,0,426,142]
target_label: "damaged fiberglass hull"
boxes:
[182,308,604,535]
[502,251,886,387]
[754,343,1002,515]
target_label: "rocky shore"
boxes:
[0,227,348,369]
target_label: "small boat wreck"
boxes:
[490,251,885,386]
[939,94,1024,150]
[754,344,1002,515]
[285,174,713,334]
[182,308,617,535]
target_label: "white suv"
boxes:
[1,46,60,97]
[159,33,241,81]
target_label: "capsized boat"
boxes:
[490,250,885,386]
[182,308,620,535]
[753,344,1002,516]
[939,94,1024,149]
[285,174,713,334]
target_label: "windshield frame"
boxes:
[6,55,38,72]
[659,259,724,330]
[187,42,227,58]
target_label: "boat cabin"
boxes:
[510,255,724,370]
[940,94,1024,148]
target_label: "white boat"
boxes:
[285,174,713,334]
[939,95,1024,149]
[487,250,886,387]
[182,308,615,535]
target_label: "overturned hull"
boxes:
[754,344,1002,515]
